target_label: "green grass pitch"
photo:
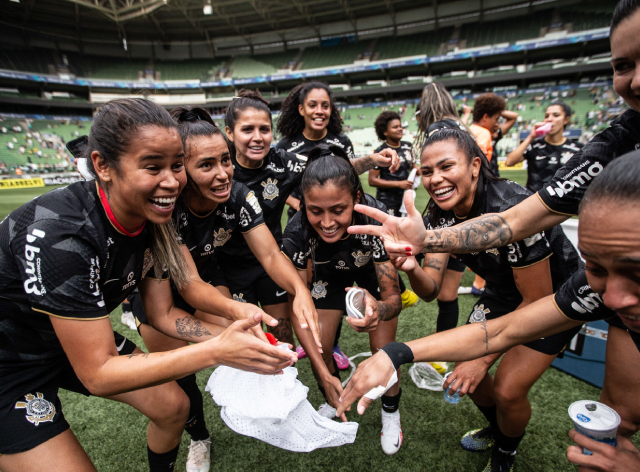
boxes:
[2,170,634,471]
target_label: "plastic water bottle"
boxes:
[443,372,461,404]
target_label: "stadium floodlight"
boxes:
[122,38,128,51]
[203,0,212,15]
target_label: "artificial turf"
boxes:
[3,170,636,471]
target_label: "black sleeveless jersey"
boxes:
[523,138,583,193]
[553,269,640,352]
[282,193,389,272]
[0,181,153,406]
[276,130,355,159]
[425,179,580,303]
[372,140,415,207]
[220,148,307,266]
[174,182,264,282]
[538,109,640,216]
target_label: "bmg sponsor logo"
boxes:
[545,162,603,198]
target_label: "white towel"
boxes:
[205,348,359,452]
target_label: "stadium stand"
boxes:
[375,28,455,60]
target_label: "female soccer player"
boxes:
[276,83,405,366]
[346,0,640,448]
[368,111,418,218]
[0,98,296,472]
[282,145,403,455]
[131,105,320,471]
[413,82,472,333]
[221,89,397,346]
[396,128,581,471]
[339,150,640,472]
[506,101,583,192]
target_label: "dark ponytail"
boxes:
[422,128,501,226]
[85,98,189,288]
[170,105,229,202]
[224,89,272,131]
[277,82,343,139]
[299,144,363,237]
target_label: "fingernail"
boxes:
[301,323,308,328]
[405,247,411,251]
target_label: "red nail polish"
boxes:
[265,333,278,346]
[405,247,411,251]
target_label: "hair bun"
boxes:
[236,89,270,106]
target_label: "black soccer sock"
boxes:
[436,299,459,332]
[147,443,180,472]
[175,374,210,441]
[122,299,132,313]
[494,427,525,454]
[476,404,498,430]
[399,276,407,294]
[381,388,402,413]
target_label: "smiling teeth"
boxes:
[212,184,228,192]
[434,187,454,196]
[151,197,176,204]
[322,228,338,234]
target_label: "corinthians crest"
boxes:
[311,281,328,299]
[15,393,56,426]
[261,178,279,200]
[233,293,247,303]
[213,228,232,247]
[351,250,371,267]
[470,304,491,323]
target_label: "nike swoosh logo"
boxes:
[313,260,330,264]
[116,337,127,352]
[394,438,400,447]
[535,156,547,160]
[276,290,287,297]
[189,245,197,251]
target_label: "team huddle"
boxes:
[1,1,640,471]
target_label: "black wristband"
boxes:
[380,342,414,370]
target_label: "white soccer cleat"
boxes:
[186,437,211,472]
[120,311,136,330]
[317,403,337,419]
[380,410,403,455]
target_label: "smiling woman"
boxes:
[0,98,297,472]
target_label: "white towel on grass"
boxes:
[205,348,358,452]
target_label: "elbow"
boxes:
[81,373,115,398]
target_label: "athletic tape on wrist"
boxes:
[380,342,414,370]
[363,369,398,400]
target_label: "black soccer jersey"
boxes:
[425,179,580,303]
[523,138,584,193]
[276,130,355,159]
[220,148,307,266]
[372,141,415,209]
[174,182,264,282]
[427,118,468,137]
[553,269,640,352]
[0,181,153,407]
[538,109,640,215]
[282,194,389,272]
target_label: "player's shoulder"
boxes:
[283,211,308,242]
[270,147,307,166]
[357,194,386,226]
[3,181,97,236]
[484,178,531,213]
[583,109,640,156]
[400,140,413,150]
[374,142,388,153]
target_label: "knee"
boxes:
[149,387,190,428]
[493,382,527,410]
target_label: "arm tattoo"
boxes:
[423,214,514,254]
[480,320,490,353]
[375,263,402,321]
[175,317,212,338]
[351,156,374,174]
[424,258,443,271]
[126,352,149,359]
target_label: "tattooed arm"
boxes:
[139,277,226,343]
[391,252,449,302]
[346,261,402,333]
[351,148,401,175]
[349,192,569,257]
[337,295,582,415]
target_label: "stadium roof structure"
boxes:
[0,0,603,52]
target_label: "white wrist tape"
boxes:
[363,370,398,400]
